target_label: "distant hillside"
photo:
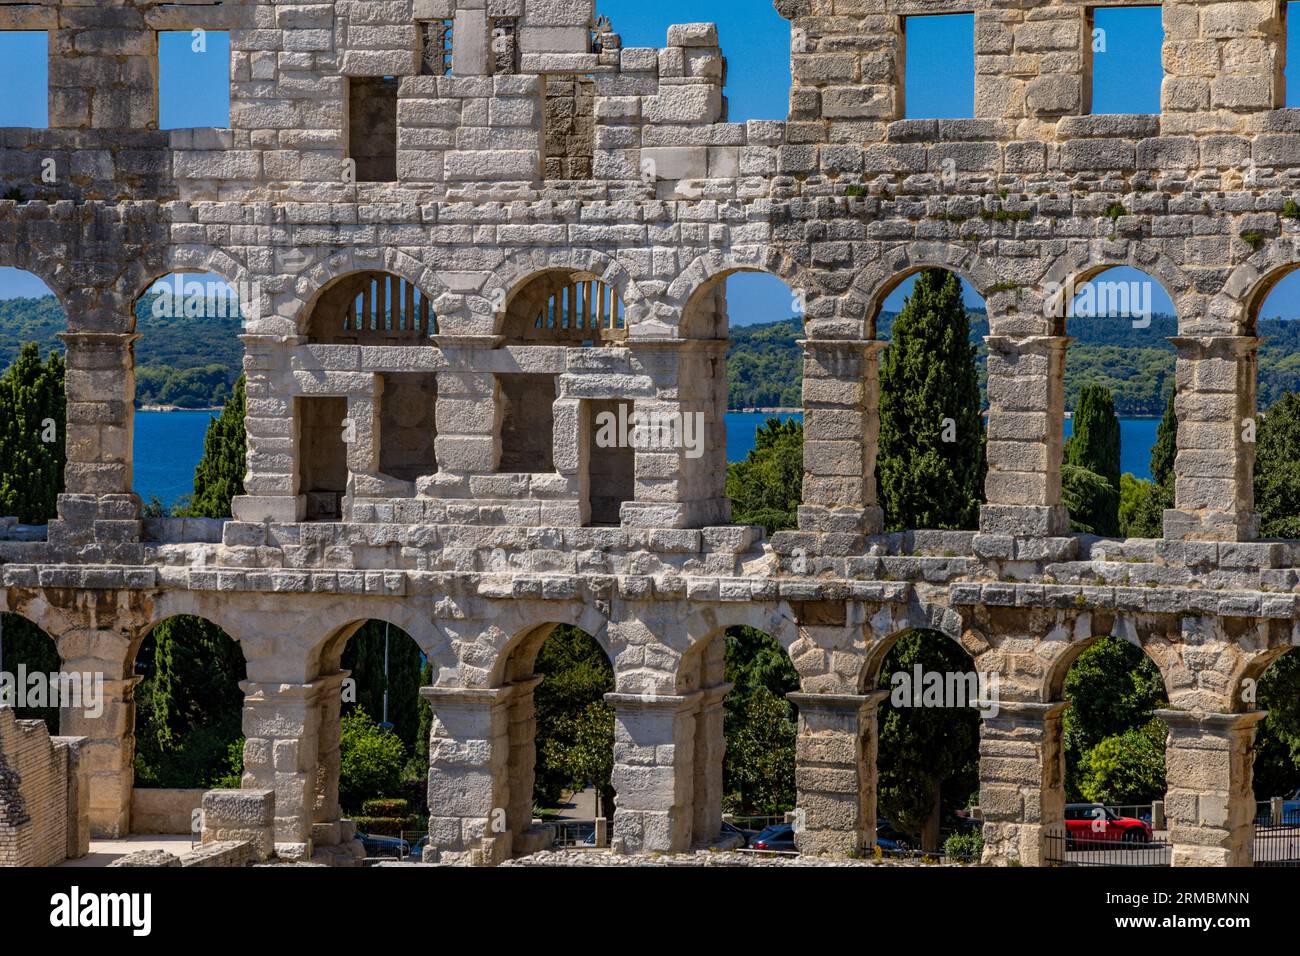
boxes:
[0,294,243,408]
[728,311,1300,416]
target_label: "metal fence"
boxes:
[1253,804,1300,867]
[550,820,597,848]
[1043,824,1171,867]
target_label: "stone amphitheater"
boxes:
[1,0,1299,868]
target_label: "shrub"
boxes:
[361,798,410,817]
[943,830,984,864]
[339,707,408,813]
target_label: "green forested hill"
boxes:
[728,311,1300,415]
[0,294,243,407]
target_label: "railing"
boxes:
[1253,801,1300,867]
[550,820,597,848]
[1043,824,1171,867]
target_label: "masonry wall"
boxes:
[0,709,87,867]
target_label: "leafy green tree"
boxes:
[725,417,803,534]
[875,630,981,851]
[0,612,61,733]
[1062,464,1120,536]
[133,615,248,789]
[1255,392,1300,539]
[341,620,424,755]
[180,375,246,518]
[1126,386,1176,538]
[1062,635,1167,800]
[877,269,985,531]
[1118,472,1151,537]
[339,707,408,813]
[1077,720,1167,805]
[0,342,65,523]
[532,626,616,816]
[722,627,800,815]
[1252,651,1300,799]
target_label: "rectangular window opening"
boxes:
[499,373,556,473]
[1088,7,1163,115]
[902,13,975,119]
[586,399,635,527]
[0,32,49,128]
[348,76,399,183]
[379,373,438,483]
[299,396,349,522]
[158,30,231,129]
[420,19,454,76]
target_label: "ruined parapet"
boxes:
[199,788,275,862]
[0,708,89,867]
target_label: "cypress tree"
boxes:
[877,269,986,531]
[0,343,65,524]
[182,375,246,518]
[1065,383,1121,492]
[1125,386,1176,538]
[1254,392,1300,539]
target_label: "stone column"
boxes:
[240,679,324,859]
[978,701,1067,866]
[691,683,729,845]
[422,684,514,865]
[788,690,889,856]
[981,336,1070,537]
[1164,337,1259,542]
[232,334,303,523]
[53,332,141,558]
[434,370,501,479]
[1159,710,1265,867]
[311,670,350,848]
[606,691,701,853]
[504,676,555,855]
[798,339,885,541]
[56,661,138,839]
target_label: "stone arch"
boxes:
[858,598,979,693]
[485,247,646,336]
[305,602,452,683]
[849,242,1000,339]
[675,601,801,692]
[667,246,807,339]
[483,601,614,687]
[126,244,255,325]
[0,238,75,314]
[291,247,446,338]
[143,588,257,655]
[1037,613,1178,706]
[1039,241,1195,336]
[1217,242,1300,336]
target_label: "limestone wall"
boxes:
[0,709,88,867]
[130,787,205,835]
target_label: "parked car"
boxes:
[357,832,411,859]
[750,823,797,852]
[1064,804,1152,847]
[875,818,911,853]
[1282,789,1300,824]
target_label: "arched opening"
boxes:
[1054,633,1170,865]
[1247,647,1300,865]
[687,270,799,533]
[1062,266,1177,539]
[873,629,982,856]
[132,272,245,515]
[500,270,629,525]
[874,269,988,533]
[0,267,66,535]
[0,612,61,734]
[319,619,429,858]
[502,623,615,851]
[1250,269,1300,540]
[131,615,247,834]
[297,271,442,520]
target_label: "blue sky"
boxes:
[2,6,1300,321]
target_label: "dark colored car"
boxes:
[1283,789,1300,824]
[357,832,411,859]
[1064,803,1153,847]
[875,818,911,853]
[720,820,756,847]
[750,823,797,852]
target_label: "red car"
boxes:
[1065,803,1153,847]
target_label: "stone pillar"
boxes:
[311,671,349,848]
[978,701,1067,866]
[57,663,138,839]
[788,690,888,856]
[606,691,701,853]
[504,676,555,855]
[798,339,885,542]
[1159,710,1265,867]
[232,335,303,523]
[53,332,141,558]
[1164,337,1259,542]
[434,370,501,480]
[981,336,1069,537]
[691,683,729,845]
[422,684,514,865]
[240,679,324,858]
